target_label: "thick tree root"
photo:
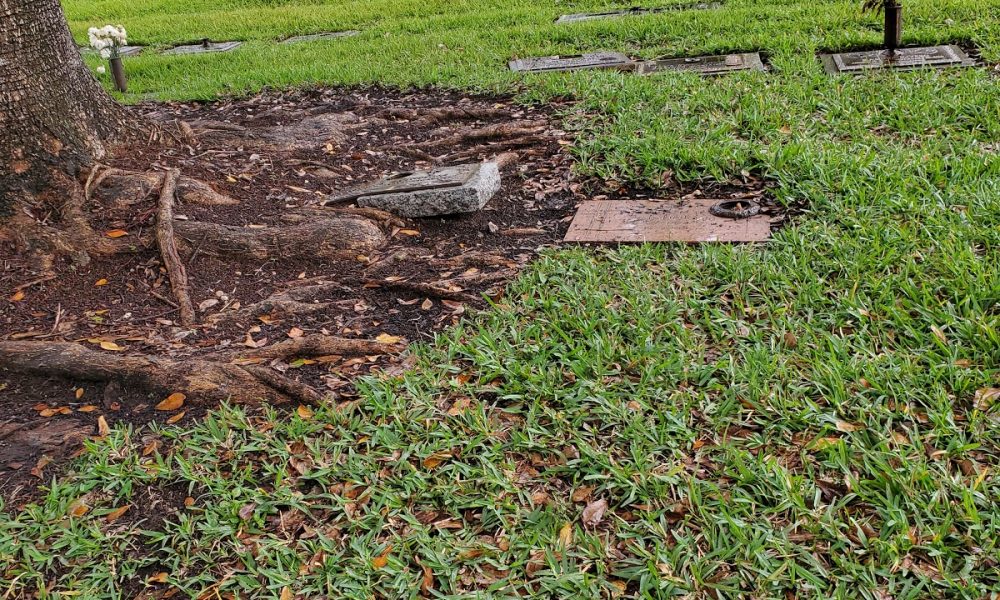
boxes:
[90,168,240,206]
[156,169,197,326]
[173,216,385,261]
[231,334,401,361]
[412,121,548,152]
[0,342,324,405]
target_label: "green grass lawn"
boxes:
[3,0,1000,597]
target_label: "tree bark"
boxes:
[0,0,130,212]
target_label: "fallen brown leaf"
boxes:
[97,415,111,437]
[582,498,608,528]
[105,505,130,523]
[156,392,186,411]
[422,451,452,470]
[372,545,392,569]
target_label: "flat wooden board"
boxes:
[564,199,772,243]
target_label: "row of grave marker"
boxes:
[510,45,975,76]
[82,30,360,57]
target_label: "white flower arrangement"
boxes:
[88,25,128,60]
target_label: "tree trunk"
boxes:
[0,0,130,211]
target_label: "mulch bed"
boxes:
[0,85,775,505]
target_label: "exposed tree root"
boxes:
[445,136,547,162]
[173,215,385,261]
[376,106,510,126]
[231,334,402,361]
[156,169,197,326]
[91,168,239,206]
[206,281,354,325]
[327,207,407,229]
[412,121,548,152]
[177,120,199,146]
[363,278,477,302]
[2,172,121,270]
[0,342,324,405]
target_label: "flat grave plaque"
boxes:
[282,31,360,44]
[564,199,771,243]
[162,40,243,56]
[80,45,145,57]
[637,52,765,75]
[556,3,721,23]
[509,52,635,73]
[821,45,973,75]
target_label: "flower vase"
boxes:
[110,56,127,93]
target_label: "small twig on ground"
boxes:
[150,290,179,308]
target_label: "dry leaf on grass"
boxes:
[558,522,573,547]
[97,415,111,437]
[582,498,608,528]
[372,545,393,569]
[422,451,452,469]
[975,388,1000,410]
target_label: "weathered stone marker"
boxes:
[637,52,766,75]
[81,45,144,57]
[820,45,973,75]
[282,31,360,44]
[162,40,243,55]
[509,52,635,73]
[556,3,721,23]
[325,163,501,218]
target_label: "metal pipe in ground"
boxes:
[884,2,902,57]
[110,57,127,93]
